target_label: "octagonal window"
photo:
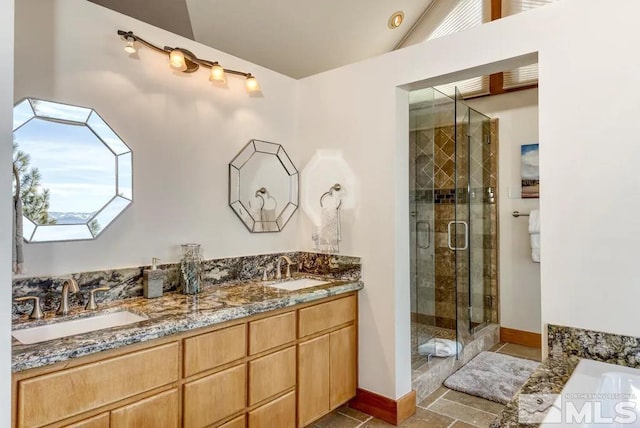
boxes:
[12,98,133,242]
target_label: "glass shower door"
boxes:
[409,90,436,370]
[453,88,492,348]
[453,88,472,349]
[468,108,492,334]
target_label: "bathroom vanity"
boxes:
[11,277,361,428]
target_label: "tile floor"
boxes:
[307,342,542,428]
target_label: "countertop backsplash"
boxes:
[12,251,361,319]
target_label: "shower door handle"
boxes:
[447,221,469,251]
[416,220,430,249]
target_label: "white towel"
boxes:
[260,208,277,232]
[418,338,463,357]
[529,209,540,263]
[318,206,340,253]
[528,209,540,234]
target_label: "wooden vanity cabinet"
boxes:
[297,295,358,427]
[12,292,358,428]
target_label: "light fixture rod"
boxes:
[117,30,255,80]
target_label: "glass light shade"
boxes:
[209,64,225,82]
[245,75,260,92]
[124,40,136,54]
[169,49,187,71]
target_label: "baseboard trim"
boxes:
[500,327,542,348]
[349,388,416,425]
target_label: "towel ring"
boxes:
[320,183,342,209]
[254,187,277,211]
[255,187,267,209]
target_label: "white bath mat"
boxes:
[443,351,539,404]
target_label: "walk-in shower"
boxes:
[409,87,498,371]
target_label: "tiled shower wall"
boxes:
[410,119,499,332]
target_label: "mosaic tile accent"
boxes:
[12,252,361,318]
[547,324,640,368]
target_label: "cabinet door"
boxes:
[111,388,179,428]
[63,413,109,428]
[183,364,246,428]
[297,335,330,427]
[248,391,296,428]
[330,325,357,409]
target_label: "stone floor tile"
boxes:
[451,421,480,428]
[308,411,362,428]
[488,342,506,352]
[429,398,497,427]
[417,385,450,408]
[442,390,505,415]
[361,407,454,428]
[497,343,542,362]
[359,417,395,427]
[336,405,372,422]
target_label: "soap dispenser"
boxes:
[143,257,164,299]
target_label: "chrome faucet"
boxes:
[57,278,80,315]
[275,255,294,280]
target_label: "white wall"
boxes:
[298,0,640,399]
[14,0,300,277]
[467,89,541,334]
[2,1,15,424]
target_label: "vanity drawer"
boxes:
[248,346,296,405]
[298,295,356,338]
[183,323,247,377]
[248,391,296,428]
[111,388,179,428]
[183,363,246,428]
[219,415,246,428]
[63,413,109,428]
[17,342,179,428]
[249,311,296,355]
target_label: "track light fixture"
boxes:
[117,30,260,92]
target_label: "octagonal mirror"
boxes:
[229,139,298,232]
[12,98,133,242]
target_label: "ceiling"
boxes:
[88,0,435,78]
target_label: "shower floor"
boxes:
[411,321,457,370]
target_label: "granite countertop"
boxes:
[491,356,581,427]
[12,276,363,373]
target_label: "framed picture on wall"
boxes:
[521,143,539,198]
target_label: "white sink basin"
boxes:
[264,278,329,291]
[12,311,148,344]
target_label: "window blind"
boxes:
[426,0,490,97]
[502,0,560,16]
[427,0,486,41]
[435,75,491,99]
[502,0,559,89]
